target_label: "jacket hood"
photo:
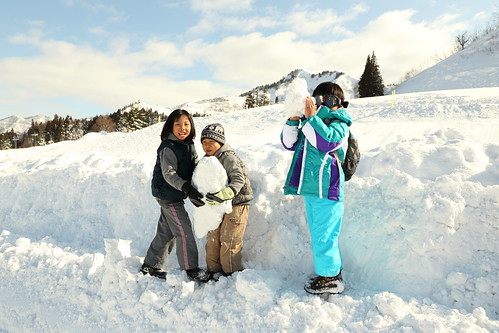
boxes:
[167,133,193,144]
[212,142,233,158]
[316,106,352,126]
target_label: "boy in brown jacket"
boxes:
[199,123,253,279]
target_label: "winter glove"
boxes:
[181,182,205,207]
[205,187,235,206]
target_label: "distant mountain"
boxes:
[172,69,360,115]
[0,102,170,137]
[174,96,247,116]
[396,28,499,94]
[0,115,51,134]
[118,101,171,115]
[241,69,359,101]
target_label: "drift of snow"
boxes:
[284,77,310,118]
[191,156,231,238]
[1,87,498,332]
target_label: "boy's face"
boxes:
[201,138,222,156]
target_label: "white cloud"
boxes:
[284,4,367,37]
[188,10,278,35]
[187,3,366,38]
[189,0,253,13]
[61,0,125,23]
[0,33,240,115]
[195,32,316,85]
[9,29,45,45]
[190,9,469,86]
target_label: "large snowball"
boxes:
[284,78,310,118]
[191,156,232,238]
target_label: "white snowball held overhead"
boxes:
[284,77,310,118]
[191,156,232,238]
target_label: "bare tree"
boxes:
[455,32,470,51]
[89,115,116,133]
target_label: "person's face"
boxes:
[172,115,191,141]
[202,138,221,156]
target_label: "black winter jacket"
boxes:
[151,136,197,201]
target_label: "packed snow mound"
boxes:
[396,29,499,94]
[0,88,498,331]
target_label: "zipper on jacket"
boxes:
[318,153,331,199]
[297,140,308,195]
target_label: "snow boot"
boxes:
[207,270,224,282]
[186,268,211,283]
[304,271,344,295]
[140,264,167,280]
[208,270,234,281]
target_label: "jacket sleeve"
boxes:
[220,153,246,195]
[280,119,300,151]
[159,147,187,191]
[301,116,349,153]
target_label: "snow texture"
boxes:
[191,156,231,238]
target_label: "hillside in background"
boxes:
[396,28,499,93]
[239,69,359,101]
[0,115,51,135]
[171,69,359,118]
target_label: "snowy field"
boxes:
[0,85,498,332]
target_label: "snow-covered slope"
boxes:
[396,29,499,94]
[0,115,51,134]
[174,70,359,116]
[0,87,498,332]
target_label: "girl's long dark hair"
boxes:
[160,109,196,142]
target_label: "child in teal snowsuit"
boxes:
[281,82,352,294]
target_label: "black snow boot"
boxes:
[186,268,211,283]
[304,271,344,294]
[140,264,167,280]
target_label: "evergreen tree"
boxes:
[0,132,11,150]
[259,88,271,106]
[63,116,72,140]
[358,51,385,98]
[244,91,257,109]
[126,106,148,131]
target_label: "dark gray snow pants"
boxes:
[144,200,199,271]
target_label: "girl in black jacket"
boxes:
[141,109,210,283]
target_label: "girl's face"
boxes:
[172,115,191,141]
[201,138,221,156]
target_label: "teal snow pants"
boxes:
[304,196,344,277]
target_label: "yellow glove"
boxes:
[205,187,235,205]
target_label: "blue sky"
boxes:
[0,0,497,119]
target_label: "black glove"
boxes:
[181,182,205,207]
